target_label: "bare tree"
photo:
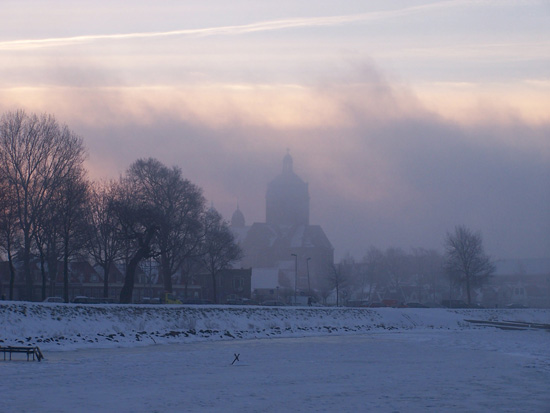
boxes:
[0,177,20,299]
[199,208,242,304]
[179,255,203,300]
[327,263,349,306]
[363,246,384,302]
[111,175,161,304]
[85,180,124,298]
[410,248,444,304]
[316,282,333,306]
[0,110,86,300]
[116,158,206,295]
[143,160,205,294]
[444,225,495,304]
[27,155,89,303]
[33,199,62,300]
[111,158,208,303]
[382,247,411,291]
[57,170,90,302]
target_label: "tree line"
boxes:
[325,225,495,306]
[0,110,241,303]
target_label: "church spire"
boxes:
[283,149,293,175]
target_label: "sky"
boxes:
[1,0,549,261]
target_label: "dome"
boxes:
[231,206,245,227]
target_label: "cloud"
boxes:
[1,60,548,260]
[0,1,502,51]
[396,41,550,61]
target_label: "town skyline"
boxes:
[1,1,548,261]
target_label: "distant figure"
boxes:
[308,297,312,306]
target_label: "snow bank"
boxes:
[1,302,548,351]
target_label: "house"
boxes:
[251,267,293,304]
[482,259,550,308]
[195,268,252,304]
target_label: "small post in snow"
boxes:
[231,353,240,365]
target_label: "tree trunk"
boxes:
[8,250,15,300]
[34,234,48,300]
[119,250,145,304]
[119,226,157,304]
[63,239,70,303]
[161,254,172,293]
[368,278,374,302]
[23,238,33,301]
[466,274,471,304]
[39,253,46,301]
[211,272,217,304]
[182,270,189,300]
[47,254,58,298]
[102,263,111,298]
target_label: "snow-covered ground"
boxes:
[1,303,549,412]
[1,302,549,350]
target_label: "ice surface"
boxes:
[0,303,549,412]
[1,331,549,412]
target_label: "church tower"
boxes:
[265,152,310,226]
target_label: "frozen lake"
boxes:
[2,329,549,412]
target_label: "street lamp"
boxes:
[291,253,297,305]
[306,257,311,297]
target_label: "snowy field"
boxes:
[1,303,549,412]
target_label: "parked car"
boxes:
[367,302,385,308]
[43,296,63,303]
[424,302,444,308]
[181,298,213,305]
[506,303,528,309]
[382,299,408,308]
[260,300,286,306]
[467,303,484,309]
[441,299,469,308]
[181,298,202,304]
[226,298,257,305]
[140,297,161,304]
[345,300,370,308]
[161,293,182,304]
[405,302,428,308]
[98,297,117,304]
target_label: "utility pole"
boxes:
[291,253,297,305]
[306,257,311,296]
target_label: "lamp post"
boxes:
[291,253,297,305]
[306,257,311,297]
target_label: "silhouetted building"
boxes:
[231,153,334,298]
[266,152,310,226]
